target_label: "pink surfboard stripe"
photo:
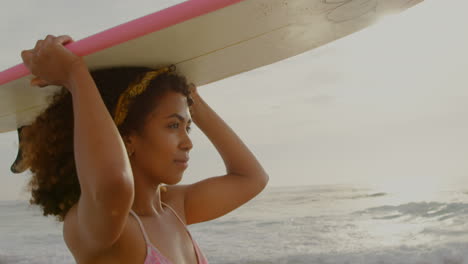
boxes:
[0,0,245,86]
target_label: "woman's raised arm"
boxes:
[21,35,134,254]
[180,86,269,225]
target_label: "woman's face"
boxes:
[128,90,193,185]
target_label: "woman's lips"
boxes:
[174,160,188,168]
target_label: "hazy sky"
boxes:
[1,0,467,200]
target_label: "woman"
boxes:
[19,34,269,264]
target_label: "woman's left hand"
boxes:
[188,83,200,121]
[189,83,198,95]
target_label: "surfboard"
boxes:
[0,0,423,134]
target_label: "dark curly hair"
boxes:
[19,66,194,222]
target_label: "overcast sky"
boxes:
[1,0,467,200]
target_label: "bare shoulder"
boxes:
[161,184,189,224]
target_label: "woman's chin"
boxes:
[164,174,184,185]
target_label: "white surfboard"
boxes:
[0,0,423,133]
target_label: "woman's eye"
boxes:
[169,123,191,133]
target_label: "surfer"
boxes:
[19,34,269,264]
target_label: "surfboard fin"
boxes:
[10,126,29,174]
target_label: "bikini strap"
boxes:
[129,209,151,245]
[161,202,187,226]
[130,203,189,244]
[162,202,203,263]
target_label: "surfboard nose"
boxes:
[10,126,29,174]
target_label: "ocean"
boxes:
[1,184,468,264]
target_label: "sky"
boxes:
[1,0,467,200]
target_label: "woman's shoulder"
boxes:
[161,184,189,224]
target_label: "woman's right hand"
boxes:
[21,34,84,92]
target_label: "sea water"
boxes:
[1,184,468,264]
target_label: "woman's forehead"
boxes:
[151,92,191,120]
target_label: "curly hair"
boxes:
[19,66,194,222]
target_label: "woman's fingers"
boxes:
[44,34,56,42]
[189,83,197,93]
[20,49,34,68]
[56,35,74,45]
[22,35,73,64]
[20,34,79,89]
[34,40,44,51]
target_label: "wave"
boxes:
[259,190,388,206]
[354,202,468,220]
[344,192,388,200]
[220,242,468,264]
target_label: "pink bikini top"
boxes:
[129,202,209,264]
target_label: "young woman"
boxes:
[19,34,269,264]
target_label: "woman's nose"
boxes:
[181,132,193,151]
